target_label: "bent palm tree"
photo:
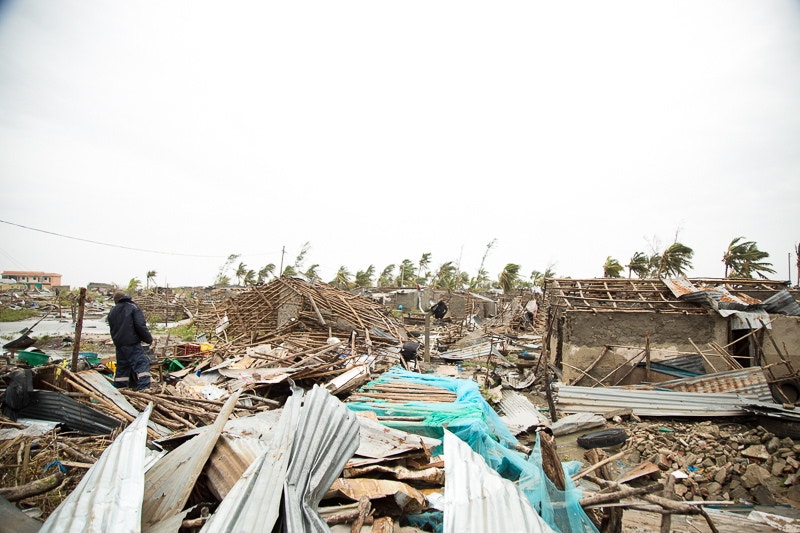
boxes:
[723,237,776,279]
[331,266,352,290]
[657,242,694,278]
[626,252,650,278]
[498,263,521,294]
[603,257,624,278]
[378,265,395,287]
[355,265,376,287]
[257,264,275,284]
[146,270,157,289]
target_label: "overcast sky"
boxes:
[1,1,798,289]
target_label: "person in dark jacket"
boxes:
[107,291,153,390]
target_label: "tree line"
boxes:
[128,236,789,295]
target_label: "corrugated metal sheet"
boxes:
[438,341,511,366]
[498,390,550,435]
[722,309,771,329]
[206,433,269,500]
[354,414,440,460]
[662,277,700,298]
[200,384,304,533]
[741,400,800,423]
[142,390,241,530]
[199,384,363,532]
[443,429,555,533]
[555,385,749,417]
[762,289,800,316]
[629,367,773,402]
[39,404,153,533]
[648,354,705,376]
[19,390,121,435]
[283,384,361,532]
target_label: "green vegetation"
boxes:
[166,322,198,341]
[723,237,776,279]
[0,308,41,322]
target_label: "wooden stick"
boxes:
[0,470,65,501]
[579,482,663,507]
[572,447,635,481]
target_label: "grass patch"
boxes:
[165,322,198,342]
[0,308,41,322]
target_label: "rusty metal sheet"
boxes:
[200,384,304,533]
[352,414,440,460]
[326,478,427,515]
[142,391,241,530]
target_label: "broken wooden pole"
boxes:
[70,287,87,372]
[0,470,65,501]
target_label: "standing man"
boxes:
[107,291,153,390]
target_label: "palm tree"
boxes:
[257,263,276,284]
[331,266,353,290]
[626,252,650,278]
[657,242,694,277]
[603,257,624,278]
[243,269,256,286]
[378,265,395,287]
[397,259,415,287]
[530,270,544,287]
[416,253,432,285]
[355,265,376,287]
[282,265,297,277]
[293,242,311,271]
[126,278,142,293]
[723,237,776,279]
[215,253,240,285]
[146,270,157,289]
[498,263,521,294]
[431,261,458,289]
[303,264,321,281]
[235,262,248,286]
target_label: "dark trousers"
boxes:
[114,344,152,390]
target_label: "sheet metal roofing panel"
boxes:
[662,277,699,298]
[206,434,270,500]
[200,384,304,533]
[142,390,241,530]
[722,309,771,329]
[19,390,121,435]
[443,430,556,533]
[498,389,550,435]
[39,404,153,533]
[283,384,361,532]
[555,385,749,417]
[438,341,511,366]
[354,414,440,460]
[741,400,800,423]
[762,289,800,316]
[629,367,773,402]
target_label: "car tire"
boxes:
[577,428,628,449]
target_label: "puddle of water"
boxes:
[0,318,110,339]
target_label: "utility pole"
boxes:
[279,246,285,277]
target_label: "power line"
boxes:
[0,218,223,258]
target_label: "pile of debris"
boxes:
[2,277,800,532]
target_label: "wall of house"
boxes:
[555,309,728,384]
[760,315,800,381]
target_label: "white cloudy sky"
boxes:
[1,0,798,288]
